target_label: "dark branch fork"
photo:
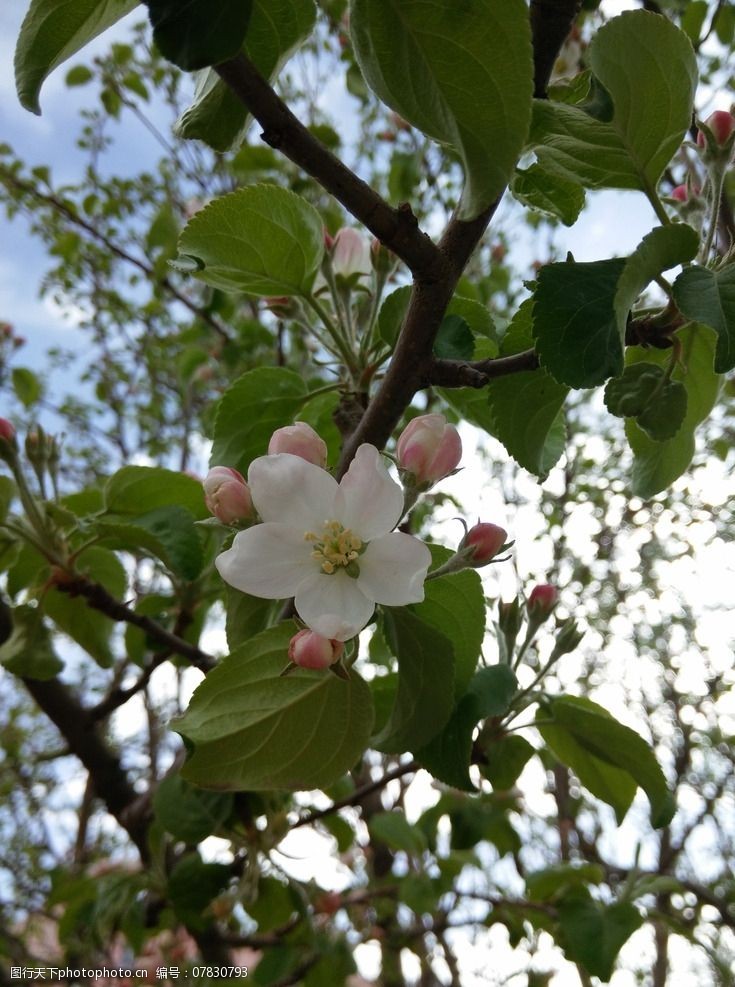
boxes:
[216,1,580,476]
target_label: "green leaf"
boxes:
[482,734,535,791]
[11,367,42,407]
[606,363,669,419]
[167,854,231,930]
[414,546,485,697]
[14,0,139,113]
[177,185,325,296]
[104,465,207,519]
[625,325,721,497]
[0,604,63,680]
[614,224,699,341]
[605,363,688,442]
[225,585,274,650]
[672,264,735,374]
[635,382,688,442]
[175,0,317,152]
[417,664,518,791]
[247,877,299,932]
[378,286,496,349]
[153,774,234,843]
[526,863,604,902]
[350,0,533,219]
[374,609,454,754]
[547,695,675,828]
[65,64,94,86]
[96,507,203,580]
[177,624,374,791]
[369,811,427,855]
[529,10,697,192]
[42,547,126,667]
[511,164,585,226]
[558,894,643,981]
[487,299,568,477]
[434,315,474,361]
[210,367,308,474]
[143,0,252,71]
[533,258,627,388]
[537,716,637,826]
[681,1,709,43]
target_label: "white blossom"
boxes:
[216,445,431,641]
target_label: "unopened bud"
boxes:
[697,110,735,149]
[0,418,16,444]
[462,523,508,565]
[25,426,48,471]
[527,583,558,620]
[550,617,584,660]
[268,422,327,467]
[331,227,372,281]
[203,466,253,524]
[498,597,523,659]
[396,414,462,487]
[0,417,17,464]
[288,629,343,670]
[371,238,394,276]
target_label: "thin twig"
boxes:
[292,759,419,828]
[0,167,232,342]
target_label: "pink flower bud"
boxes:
[671,185,689,202]
[268,422,328,467]
[0,418,16,443]
[331,227,372,280]
[463,523,507,564]
[288,629,343,670]
[527,583,558,618]
[697,110,735,148]
[396,414,462,486]
[203,466,253,524]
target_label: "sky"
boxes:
[2,3,735,985]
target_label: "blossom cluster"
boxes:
[201,415,522,669]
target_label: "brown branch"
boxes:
[21,676,150,859]
[55,572,214,672]
[292,758,419,828]
[0,167,232,342]
[426,349,540,388]
[214,54,443,280]
[216,6,581,476]
[90,649,174,720]
[530,0,583,98]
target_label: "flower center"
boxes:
[304,520,363,575]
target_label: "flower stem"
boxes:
[699,162,727,264]
[304,293,359,376]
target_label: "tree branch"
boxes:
[530,0,583,98]
[55,573,214,672]
[214,54,444,280]
[0,167,232,343]
[426,349,540,389]
[21,676,150,859]
[214,8,582,475]
[292,758,419,828]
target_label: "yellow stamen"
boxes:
[303,520,364,575]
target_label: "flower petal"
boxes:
[338,444,403,540]
[216,523,314,598]
[357,533,431,605]
[248,453,339,531]
[295,570,375,641]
